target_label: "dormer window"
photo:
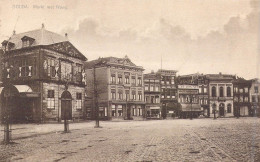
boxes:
[1,40,15,51]
[21,36,35,48]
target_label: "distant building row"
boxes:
[0,26,259,123]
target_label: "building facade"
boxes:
[158,69,178,118]
[197,75,210,117]
[177,74,203,118]
[207,73,235,118]
[233,78,252,117]
[250,78,260,116]
[144,71,161,119]
[0,25,87,123]
[85,56,145,120]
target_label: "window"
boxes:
[61,61,72,81]
[118,75,122,84]
[112,105,116,116]
[133,108,136,116]
[20,59,29,77]
[186,97,189,103]
[111,74,116,84]
[47,90,55,109]
[138,77,142,85]
[200,99,203,105]
[75,64,83,82]
[227,104,232,113]
[138,92,142,100]
[227,87,231,97]
[212,86,216,97]
[234,96,239,102]
[239,96,243,102]
[199,87,202,93]
[219,87,224,97]
[161,95,165,99]
[125,90,129,100]
[132,91,136,100]
[138,108,142,116]
[244,87,248,93]
[145,96,149,103]
[22,40,30,48]
[151,96,155,103]
[118,92,123,100]
[252,96,256,102]
[76,93,82,109]
[204,99,208,104]
[132,76,136,85]
[244,97,248,102]
[155,96,160,103]
[204,88,207,93]
[145,85,149,91]
[111,90,116,99]
[125,75,130,84]
[171,78,175,84]
[118,105,123,116]
[234,87,238,93]
[150,85,154,91]
[239,89,243,93]
[254,86,258,93]
[155,86,159,92]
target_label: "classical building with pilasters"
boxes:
[207,73,235,118]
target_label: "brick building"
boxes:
[144,71,161,119]
[85,56,145,120]
[233,77,252,117]
[0,25,87,122]
[250,78,260,116]
[157,69,178,118]
[177,74,203,118]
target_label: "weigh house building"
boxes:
[0,25,87,123]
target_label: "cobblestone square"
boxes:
[1,118,260,161]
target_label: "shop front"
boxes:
[0,84,40,123]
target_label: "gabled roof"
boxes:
[85,56,143,70]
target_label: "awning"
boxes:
[181,104,203,112]
[0,85,40,98]
[14,85,33,93]
[150,107,160,110]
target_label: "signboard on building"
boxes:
[178,85,199,89]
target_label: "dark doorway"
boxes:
[61,91,72,120]
[219,103,225,116]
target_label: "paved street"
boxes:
[0,118,260,162]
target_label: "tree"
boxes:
[85,59,108,128]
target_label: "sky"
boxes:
[0,0,259,79]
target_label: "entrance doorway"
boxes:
[61,91,72,120]
[219,103,225,116]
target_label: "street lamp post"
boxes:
[190,95,193,120]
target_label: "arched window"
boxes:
[227,104,232,113]
[227,87,231,97]
[219,87,224,97]
[212,86,216,97]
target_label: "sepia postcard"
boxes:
[0,0,259,161]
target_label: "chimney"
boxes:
[42,23,45,29]
[151,70,154,74]
[65,33,68,38]
[13,30,16,35]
